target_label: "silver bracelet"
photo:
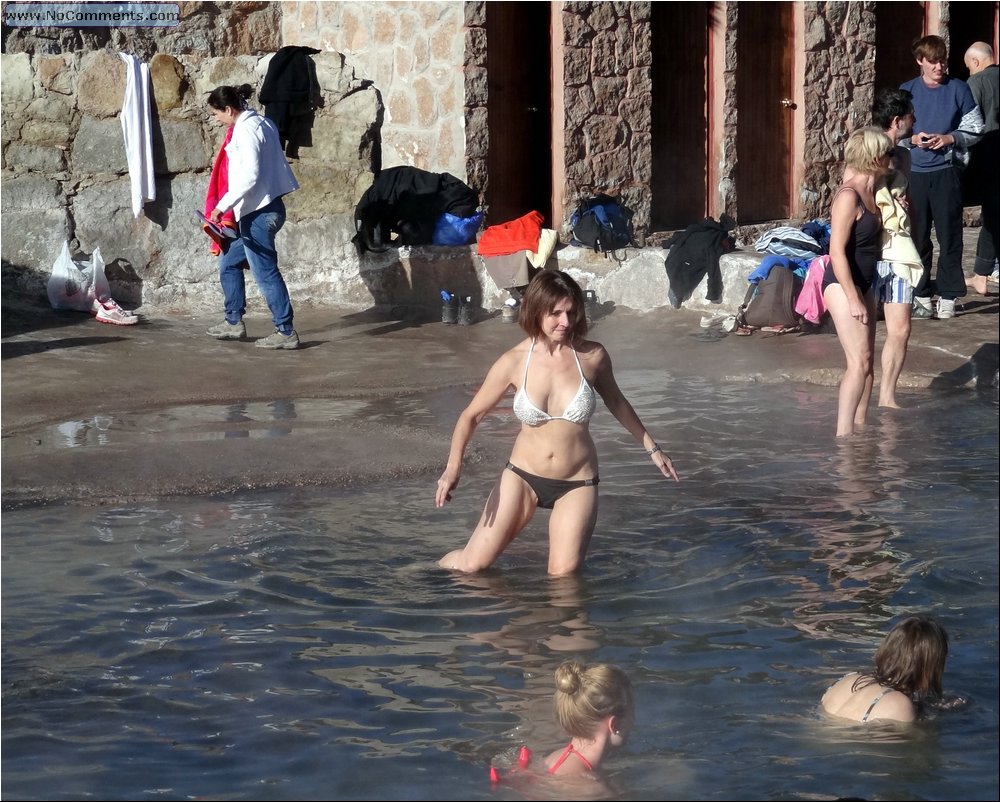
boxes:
[647,444,662,456]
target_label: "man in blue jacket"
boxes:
[901,35,984,320]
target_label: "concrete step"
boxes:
[359,243,770,316]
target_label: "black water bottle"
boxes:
[458,296,474,325]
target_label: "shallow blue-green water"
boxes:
[3,375,997,801]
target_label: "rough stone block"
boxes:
[0,208,71,283]
[1,173,64,210]
[0,53,33,104]
[20,118,72,146]
[78,52,125,117]
[5,143,65,172]
[73,179,160,274]
[155,119,211,174]
[70,117,127,174]
[150,54,186,111]
[26,94,74,122]
[195,57,256,100]
[38,55,74,95]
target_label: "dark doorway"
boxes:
[874,2,926,89]
[485,3,552,226]
[735,1,793,223]
[948,1,999,80]
[650,2,709,231]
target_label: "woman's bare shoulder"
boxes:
[867,690,916,723]
[503,337,533,358]
[493,338,531,371]
[576,338,609,360]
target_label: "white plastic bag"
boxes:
[47,242,110,312]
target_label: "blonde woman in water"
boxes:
[490,660,634,786]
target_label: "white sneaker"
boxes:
[92,297,139,325]
[936,298,956,319]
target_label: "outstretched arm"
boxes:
[591,345,679,482]
[435,350,519,507]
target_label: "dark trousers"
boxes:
[908,166,965,300]
[974,188,999,275]
[973,132,999,276]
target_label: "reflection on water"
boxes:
[46,398,373,448]
[2,377,997,801]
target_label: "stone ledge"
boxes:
[357,243,770,315]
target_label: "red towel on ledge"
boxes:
[203,126,238,255]
[477,210,544,257]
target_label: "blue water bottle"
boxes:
[441,290,458,324]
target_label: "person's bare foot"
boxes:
[878,399,902,409]
[966,274,989,296]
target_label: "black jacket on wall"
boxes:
[260,45,322,158]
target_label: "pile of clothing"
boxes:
[753,220,831,268]
[353,166,480,254]
[477,211,558,291]
[663,215,737,308]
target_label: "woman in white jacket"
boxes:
[206,84,301,349]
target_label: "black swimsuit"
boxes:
[505,463,599,509]
[823,187,882,293]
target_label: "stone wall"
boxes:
[1,43,380,314]
[799,1,878,221]
[1,1,484,318]
[0,1,970,321]
[556,1,653,237]
[278,0,468,178]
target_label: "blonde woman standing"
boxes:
[822,126,894,436]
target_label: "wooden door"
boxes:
[485,3,553,226]
[874,2,926,89]
[650,2,709,231]
[948,1,999,80]
[735,1,793,223]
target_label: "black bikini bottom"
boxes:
[505,462,599,509]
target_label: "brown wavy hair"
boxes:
[853,614,949,702]
[519,269,588,340]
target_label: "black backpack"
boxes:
[570,194,636,255]
[735,266,803,331]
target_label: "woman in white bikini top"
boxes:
[435,269,680,576]
[512,338,596,426]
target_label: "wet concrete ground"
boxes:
[3,268,996,508]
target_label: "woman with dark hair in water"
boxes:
[822,614,954,723]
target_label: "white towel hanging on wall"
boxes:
[119,53,156,217]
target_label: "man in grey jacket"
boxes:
[964,41,999,297]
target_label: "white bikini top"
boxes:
[512,339,596,426]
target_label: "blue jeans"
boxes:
[218,198,294,333]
